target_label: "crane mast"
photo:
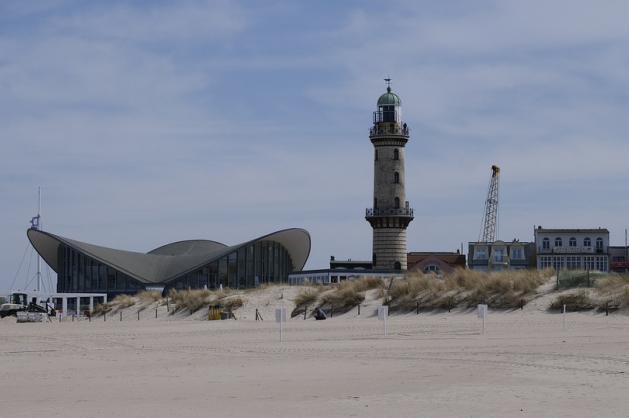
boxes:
[479,165,500,243]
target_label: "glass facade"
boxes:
[57,240,296,296]
[57,245,144,296]
[164,240,294,293]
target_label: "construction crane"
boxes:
[479,165,500,243]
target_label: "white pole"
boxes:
[36,186,42,293]
[482,315,485,335]
[625,228,629,273]
[563,304,567,330]
[384,313,388,336]
[280,316,283,342]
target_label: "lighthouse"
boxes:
[365,80,413,270]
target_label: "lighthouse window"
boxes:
[375,150,378,161]
[393,149,399,160]
[394,197,400,208]
[394,172,400,184]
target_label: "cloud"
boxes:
[2,1,629,290]
[47,0,247,43]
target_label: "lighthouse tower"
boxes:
[365,80,413,270]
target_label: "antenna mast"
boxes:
[479,166,500,243]
[29,187,42,292]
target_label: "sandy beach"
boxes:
[2,308,629,418]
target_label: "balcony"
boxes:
[365,207,414,218]
[369,123,409,137]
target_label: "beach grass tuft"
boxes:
[550,290,595,311]
[387,269,550,311]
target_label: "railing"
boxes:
[366,208,414,217]
[369,123,409,136]
[538,246,600,254]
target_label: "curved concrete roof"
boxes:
[148,240,228,256]
[27,228,311,285]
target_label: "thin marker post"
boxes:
[275,307,287,342]
[477,304,488,335]
[378,306,389,336]
[563,304,567,330]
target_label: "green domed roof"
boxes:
[377,87,401,106]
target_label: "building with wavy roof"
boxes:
[27,228,310,297]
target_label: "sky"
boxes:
[1,0,629,292]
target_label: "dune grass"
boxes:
[168,289,212,313]
[166,288,245,315]
[136,290,162,302]
[549,291,595,311]
[595,274,629,303]
[387,269,551,311]
[317,278,384,313]
[291,287,322,317]
[319,286,365,312]
[223,296,245,312]
[549,274,629,311]
[92,302,113,316]
[112,294,135,308]
[294,288,320,307]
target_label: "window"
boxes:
[473,246,488,260]
[393,149,399,160]
[596,237,603,250]
[494,248,505,262]
[375,150,378,161]
[394,197,400,208]
[394,261,401,270]
[424,265,440,274]
[583,256,595,270]
[542,238,550,249]
[552,256,564,270]
[374,198,378,209]
[394,172,400,184]
[584,237,591,247]
[540,256,552,269]
[566,256,581,270]
[569,237,577,247]
[511,247,524,260]
[555,237,562,247]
